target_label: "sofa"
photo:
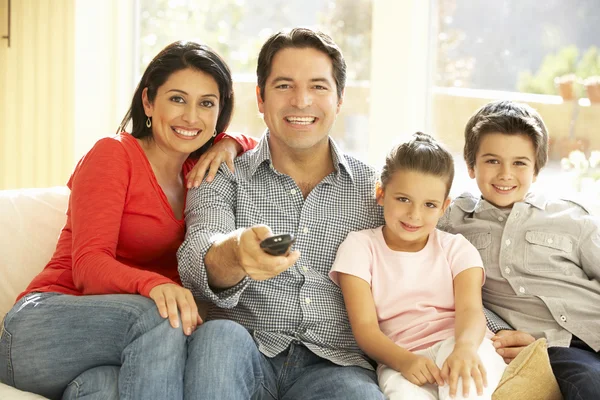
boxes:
[0,186,563,399]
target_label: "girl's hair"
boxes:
[380,132,455,197]
[117,41,234,159]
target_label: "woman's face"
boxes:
[142,68,221,158]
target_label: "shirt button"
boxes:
[303,227,309,234]
[547,238,554,244]
[505,267,511,274]
[560,315,567,322]
[505,239,511,246]
[514,212,520,217]
[519,286,525,293]
[305,297,311,304]
[498,216,504,222]
[290,189,296,195]
[302,266,308,272]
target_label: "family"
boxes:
[1,27,598,400]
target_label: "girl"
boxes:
[330,132,506,399]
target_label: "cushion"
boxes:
[493,338,562,400]
[0,187,69,318]
[0,383,49,399]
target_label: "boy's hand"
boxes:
[397,353,444,387]
[492,330,535,363]
[441,343,487,398]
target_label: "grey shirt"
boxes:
[439,191,600,350]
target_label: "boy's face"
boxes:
[468,132,537,208]
[377,170,450,252]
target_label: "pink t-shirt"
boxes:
[330,227,488,351]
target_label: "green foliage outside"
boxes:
[518,46,600,97]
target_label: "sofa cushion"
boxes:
[492,338,562,400]
[0,187,69,317]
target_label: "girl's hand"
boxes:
[186,137,241,188]
[149,283,203,336]
[398,353,445,387]
[441,344,487,398]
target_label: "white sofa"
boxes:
[0,186,68,399]
[0,186,563,400]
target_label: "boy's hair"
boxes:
[381,132,455,198]
[463,100,549,174]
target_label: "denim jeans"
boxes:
[0,292,187,400]
[548,337,600,400]
[185,319,384,400]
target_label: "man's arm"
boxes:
[204,226,299,290]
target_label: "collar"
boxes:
[453,191,547,213]
[247,130,354,182]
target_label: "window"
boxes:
[138,0,373,159]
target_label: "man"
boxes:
[178,27,386,400]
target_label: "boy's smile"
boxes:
[469,133,537,208]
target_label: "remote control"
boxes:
[260,234,295,256]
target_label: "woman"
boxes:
[0,41,257,399]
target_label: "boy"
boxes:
[439,100,600,400]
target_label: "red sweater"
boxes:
[19,132,257,301]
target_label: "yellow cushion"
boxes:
[493,338,562,400]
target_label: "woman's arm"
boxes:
[338,272,444,386]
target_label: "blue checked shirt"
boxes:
[178,133,511,369]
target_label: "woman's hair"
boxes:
[380,132,455,197]
[117,41,234,159]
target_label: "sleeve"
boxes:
[177,168,249,307]
[214,131,259,154]
[329,232,374,286]
[484,308,514,333]
[578,214,600,282]
[70,138,175,297]
[446,233,485,283]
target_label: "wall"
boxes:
[0,0,75,190]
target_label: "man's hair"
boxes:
[256,28,346,100]
[463,100,549,174]
[381,132,455,198]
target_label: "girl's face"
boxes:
[142,68,221,159]
[377,170,450,252]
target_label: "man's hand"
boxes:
[491,330,536,364]
[237,225,300,281]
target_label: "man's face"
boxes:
[257,47,343,153]
[468,132,538,208]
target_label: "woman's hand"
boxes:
[186,137,242,188]
[149,283,203,336]
[397,353,445,387]
[441,344,487,398]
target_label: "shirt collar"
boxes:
[453,191,547,213]
[247,130,355,183]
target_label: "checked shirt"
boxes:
[178,133,384,370]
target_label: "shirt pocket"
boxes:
[464,232,492,265]
[524,230,573,273]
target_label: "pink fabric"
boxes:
[330,227,487,351]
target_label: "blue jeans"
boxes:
[0,292,187,400]
[548,337,600,400]
[185,320,384,400]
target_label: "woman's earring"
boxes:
[213,129,217,137]
[146,117,152,128]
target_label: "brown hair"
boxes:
[463,100,549,174]
[256,28,346,100]
[381,132,455,197]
